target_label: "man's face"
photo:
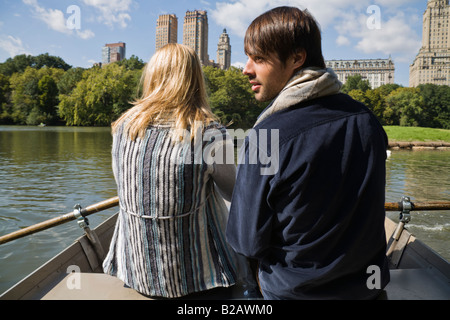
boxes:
[243,53,297,102]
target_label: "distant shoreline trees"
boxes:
[1,54,449,129]
[342,75,450,129]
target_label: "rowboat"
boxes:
[0,196,449,300]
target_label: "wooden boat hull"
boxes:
[1,213,449,300]
[0,214,118,300]
[383,218,450,299]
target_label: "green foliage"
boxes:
[417,84,450,129]
[1,53,449,129]
[203,66,267,128]
[8,66,64,125]
[33,53,72,71]
[0,54,35,76]
[0,53,71,76]
[34,74,59,124]
[59,64,140,126]
[385,88,424,127]
[341,74,371,93]
[57,67,85,95]
[348,89,370,106]
[0,73,12,124]
[116,55,146,71]
[343,75,450,129]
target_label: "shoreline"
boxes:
[388,141,450,150]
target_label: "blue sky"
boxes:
[0,0,427,86]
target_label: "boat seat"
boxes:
[41,272,249,300]
[42,273,152,300]
[42,268,450,300]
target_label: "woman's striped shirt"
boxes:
[102,121,238,298]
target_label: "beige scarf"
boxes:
[254,67,342,127]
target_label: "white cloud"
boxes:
[211,0,280,38]
[357,17,421,56]
[23,0,71,34]
[335,11,421,61]
[82,0,133,28]
[76,29,95,40]
[211,0,421,61]
[210,0,369,37]
[0,35,31,57]
[232,61,246,69]
[22,0,95,39]
[336,36,351,47]
[374,0,417,8]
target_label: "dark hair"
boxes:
[244,6,326,69]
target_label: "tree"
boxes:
[33,53,72,71]
[385,88,424,126]
[0,53,71,76]
[418,84,450,129]
[365,84,402,124]
[33,74,59,124]
[348,89,370,106]
[57,67,85,95]
[0,54,35,76]
[0,73,12,124]
[9,67,40,124]
[203,66,267,128]
[341,74,371,94]
[59,64,140,126]
[9,67,64,125]
[116,55,146,71]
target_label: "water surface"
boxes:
[0,126,448,295]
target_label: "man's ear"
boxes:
[292,49,307,70]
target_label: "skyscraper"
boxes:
[217,29,231,70]
[410,0,450,87]
[156,14,178,51]
[183,10,209,65]
[102,42,126,65]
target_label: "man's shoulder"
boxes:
[254,93,371,135]
[286,93,370,120]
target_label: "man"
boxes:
[227,7,390,300]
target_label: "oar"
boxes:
[0,196,119,245]
[0,198,449,246]
[384,201,450,211]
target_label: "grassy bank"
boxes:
[384,126,450,143]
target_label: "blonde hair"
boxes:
[112,43,217,141]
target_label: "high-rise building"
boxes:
[102,42,126,65]
[217,29,231,70]
[183,10,209,65]
[326,58,395,89]
[410,0,450,87]
[156,14,178,51]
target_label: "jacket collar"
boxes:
[254,67,342,127]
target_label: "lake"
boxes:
[0,125,449,295]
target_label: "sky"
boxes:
[0,0,428,86]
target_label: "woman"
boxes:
[102,44,239,298]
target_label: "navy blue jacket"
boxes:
[227,93,390,299]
